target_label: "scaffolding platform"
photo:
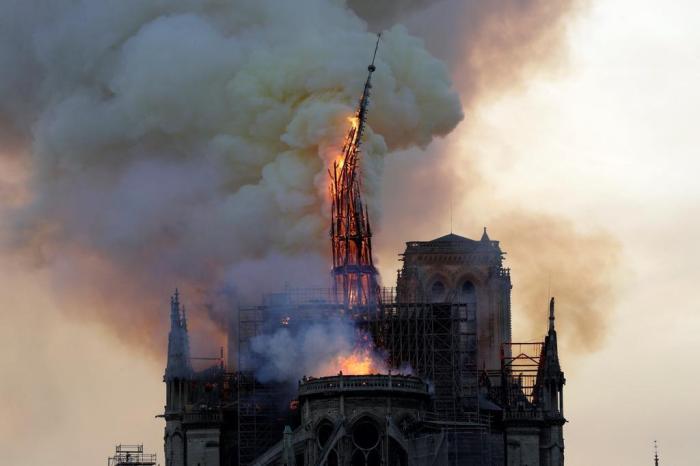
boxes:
[107,445,156,466]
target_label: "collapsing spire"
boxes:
[330,34,381,308]
[165,289,192,380]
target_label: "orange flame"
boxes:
[335,349,386,375]
[334,116,360,172]
[317,332,388,376]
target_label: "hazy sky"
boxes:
[1,1,699,465]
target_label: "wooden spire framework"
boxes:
[330,35,381,308]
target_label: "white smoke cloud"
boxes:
[0,0,463,351]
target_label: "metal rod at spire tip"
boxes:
[370,33,381,69]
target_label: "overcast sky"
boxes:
[1,1,698,465]
[380,1,700,464]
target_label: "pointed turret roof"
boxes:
[654,440,660,466]
[165,289,192,381]
[540,297,563,379]
[480,227,490,242]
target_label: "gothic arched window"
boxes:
[461,281,477,318]
[430,280,446,302]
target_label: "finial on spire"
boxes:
[549,297,556,332]
[369,33,381,72]
[170,288,180,326]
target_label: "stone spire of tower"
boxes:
[542,297,562,378]
[170,288,180,327]
[532,297,567,466]
[480,226,490,242]
[165,289,192,381]
[654,440,660,466]
[549,296,556,333]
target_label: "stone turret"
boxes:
[537,297,566,466]
[164,289,192,466]
[165,289,192,381]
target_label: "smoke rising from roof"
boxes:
[0,1,462,354]
[244,318,388,383]
[0,0,613,358]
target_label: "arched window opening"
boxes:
[351,450,365,466]
[352,419,380,450]
[388,438,408,466]
[430,280,446,302]
[328,450,338,466]
[366,449,381,466]
[317,420,334,448]
[460,280,477,309]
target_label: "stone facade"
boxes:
[396,231,512,371]
[160,231,566,466]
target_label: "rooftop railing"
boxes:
[298,374,429,397]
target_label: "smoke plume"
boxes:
[351,0,587,101]
[244,318,388,383]
[489,212,622,352]
[0,0,463,355]
[0,0,611,359]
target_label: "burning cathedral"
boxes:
[161,38,566,466]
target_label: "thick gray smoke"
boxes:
[244,318,389,383]
[0,0,463,353]
[1,0,603,359]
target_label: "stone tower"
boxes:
[396,229,512,371]
[502,298,566,466]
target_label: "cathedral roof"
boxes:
[429,233,476,243]
[402,230,503,257]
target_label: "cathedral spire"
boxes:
[170,288,180,327]
[536,296,565,416]
[165,289,192,381]
[330,33,382,308]
[654,440,659,466]
[543,297,561,373]
[549,296,556,333]
[480,226,490,242]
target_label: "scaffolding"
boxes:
[375,289,478,419]
[237,304,288,466]
[236,287,494,466]
[500,342,544,410]
[107,445,156,466]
